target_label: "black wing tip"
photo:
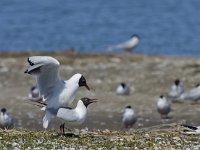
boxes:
[24,69,28,74]
[27,57,34,66]
[181,124,198,130]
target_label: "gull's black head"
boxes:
[81,97,97,108]
[125,105,132,109]
[79,75,90,90]
[160,95,164,98]
[121,83,126,88]
[1,108,6,114]
[174,79,180,86]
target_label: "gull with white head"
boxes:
[24,56,90,129]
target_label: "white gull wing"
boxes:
[25,56,61,99]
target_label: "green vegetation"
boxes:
[0,126,199,149]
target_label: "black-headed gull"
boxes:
[25,56,90,129]
[0,108,13,129]
[116,83,130,95]
[157,95,171,119]
[56,97,97,134]
[108,34,140,52]
[121,105,137,128]
[168,79,184,101]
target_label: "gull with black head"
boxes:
[24,56,90,129]
[55,97,97,134]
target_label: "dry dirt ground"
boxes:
[0,51,200,131]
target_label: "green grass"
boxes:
[0,126,200,149]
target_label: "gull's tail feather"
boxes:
[43,112,53,129]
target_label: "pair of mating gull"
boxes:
[24,56,97,134]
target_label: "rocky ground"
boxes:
[0,124,200,149]
[0,51,200,132]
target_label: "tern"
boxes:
[0,108,13,129]
[157,95,171,119]
[179,84,200,104]
[168,79,184,101]
[116,83,130,95]
[108,34,139,52]
[24,56,90,129]
[28,85,40,98]
[121,105,137,128]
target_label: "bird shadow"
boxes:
[54,132,80,138]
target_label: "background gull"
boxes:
[24,56,90,129]
[0,108,13,129]
[116,83,130,95]
[121,105,137,129]
[157,95,171,119]
[108,34,140,52]
[179,84,200,104]
[168,79,184,102]
[28,85,40,98]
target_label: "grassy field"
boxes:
[0,124,200,149]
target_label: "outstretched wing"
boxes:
[25,56,61,98]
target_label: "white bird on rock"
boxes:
[24,56,90,129]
